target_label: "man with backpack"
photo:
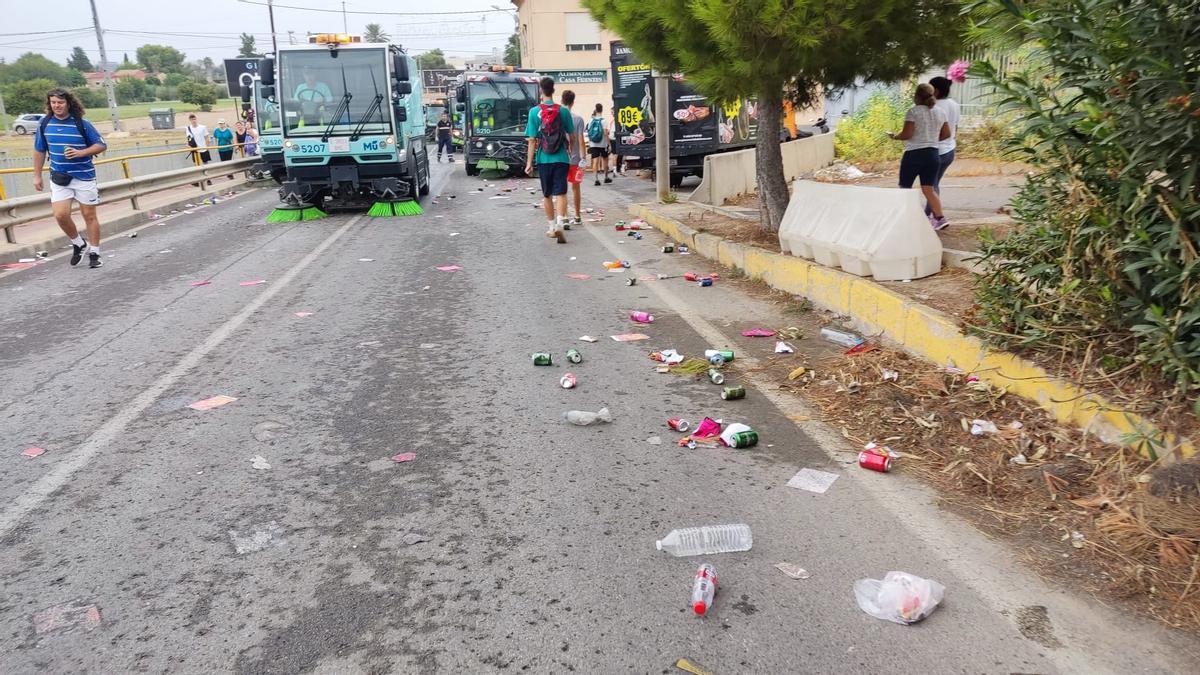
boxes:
[561,90,587,228]
[524,76,575,242]
[587,104,610,186]
[31,88,107,269]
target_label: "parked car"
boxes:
[11,114,44,135]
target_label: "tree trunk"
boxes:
[755,87,789,233]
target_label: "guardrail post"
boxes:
[3,224,14,245]
[120,160,140,210]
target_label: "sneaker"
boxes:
[594,180,601,186]
[555,230,566,244]
[604,177,612,184]
[448,157,455,163]
[436,156,442,163]
[932,216,950,231]
[70,238,88,266]
[88,252,103,269]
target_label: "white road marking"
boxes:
[0,215,362,538]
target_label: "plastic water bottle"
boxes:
[691,563,718,615]
[655,524,752,556]
[563,407,612,426]
[820,327,865,348]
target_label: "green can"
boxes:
[662,244,675,253]
[708,368,725,385]
[729,430,759,448]
[721,386,746,400]
[718,350,735,362]
[532,352,553,366]
[566,348,582,364]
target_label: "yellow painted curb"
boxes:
[631,203,1194,460]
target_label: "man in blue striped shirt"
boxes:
[32,88,108,268]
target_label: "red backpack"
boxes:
[537,103,565,155]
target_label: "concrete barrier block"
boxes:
[778,181,943,281]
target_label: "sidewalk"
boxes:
[0,174,252,265]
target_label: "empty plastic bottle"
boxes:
[563,407,612,426]
[820,327,865,348]
[656,524,752,556]
[691,563,718,615]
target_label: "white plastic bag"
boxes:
[853,571,945,624]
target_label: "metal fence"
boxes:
[0,142,245,199]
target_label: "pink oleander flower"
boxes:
[947,59,970,83]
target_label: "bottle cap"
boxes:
[655,540,663,551]
[693,601,707,615]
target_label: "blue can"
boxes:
[699,277,713,287]
[634,232,643,240]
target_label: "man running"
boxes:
[524,76,574,242]
[31,87,107,269]
[561,90,586,228]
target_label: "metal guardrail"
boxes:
[1,155,257,244]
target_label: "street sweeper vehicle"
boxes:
[240,76,284,183]
[259,34,430,221]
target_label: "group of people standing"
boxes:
[523,76,625,243]
[888,76,960,231]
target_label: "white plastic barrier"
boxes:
[777,180,943,281]
[689,134,835,206]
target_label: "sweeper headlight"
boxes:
[284,140,295,149]
[383,136,394,147]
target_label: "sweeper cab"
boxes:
[260,34,431,220]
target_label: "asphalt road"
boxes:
[0,159,1194,674]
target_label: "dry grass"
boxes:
[766,346,1200,632]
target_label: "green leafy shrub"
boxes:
[956,116,1012,160]
[970,0,1200,411]
[833,90,908,165]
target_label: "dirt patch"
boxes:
[1015,605,1064,648]
[658,202,781,253]
[878,267,978,323]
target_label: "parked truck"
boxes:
[609,40,759,187]
[258,33,430,213]
[450,66,541,176]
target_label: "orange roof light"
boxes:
[490,65,514,73]
[308,33,362,45]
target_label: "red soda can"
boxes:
[858,450,892,473]
[684,272,698,282]
[667,418,691,432]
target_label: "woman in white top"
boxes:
[925,76,961,220]
[888,83,951,230]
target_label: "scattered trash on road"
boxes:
[17,258,37,263]
[674,657,714,675]
[1070,531,1086,549]
[630,311,654,323]
[239,280,267,286]
[691,563,718,615]
[250,455,271,470]
[357,258,375,262]
[970,419,999,436]
[787,366,808,380]
[742,328,775,337]
[579,335,598,343]
[190,280,212,287]
[704,349,734,364]
[564,407,613,426]
[775,341,795,353]
[775,562,812,580]
[189,395,237,411]
[294,312,314,317]
[32,600,101,635]
[651,349,684,365]
[560,373,577,389]
[859,445,893,472]
[854,571,945,624]
[566,349,582,364]
[881,368,900,382]
[820,327,864,348]
[656,524,753,556]
[787,468,840,493]
[604,259,632,269]
[532,352,553,366]
[625,277,638,286]
[22,447,46,458]
[708,369,725,385]
[693,417,722,438]
[565,273,591,280]
[662,244,675,253]
[391,452,417,463]
[720,423,757,447]
[721,386,746,401]
[611,333,650,342]
[435,265,462,272]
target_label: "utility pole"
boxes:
[89,0,121,132]
[268,0,279,55]
[342,2,348,33]
[653,70,670,201]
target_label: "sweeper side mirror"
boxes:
[259,58,275,86]
[392,54,410,82]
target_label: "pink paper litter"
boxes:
[22,447,46,458]
[1,262,37,271]
[436,265,462,272]
[565,273,591,280]
[611,333,651,342]
[191,280,212,287]
[693,417,722,438]
[239,280,266,286]
[32,601,101,635]
[741,328,776,337]
[391,452,417,463]
[189,395,238,411]
[294,312,314,317]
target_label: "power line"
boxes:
[236,0,510,17]
[0,27,93,37]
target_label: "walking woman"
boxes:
[925,76,960,219]
[888,83,951,230]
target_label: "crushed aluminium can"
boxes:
[678,245,689,253]
[728,430,759,448]
[566,348,582,364]
[858,450,892,473]
[625,277,637,286]
[634,232,643,240]
[699,277,713,287]
[560,373,577,389]
[708,369,725,385]
[721,386,746,400]
[667,418,691,432]
[662,244,675,253]
[532,352,552,366]
[684,272,698,281]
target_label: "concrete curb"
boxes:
[631,202,1194,460]
[0,178,255,266]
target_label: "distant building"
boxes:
[84,69,149,87]
[511,0,619,120]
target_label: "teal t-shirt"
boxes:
[212,127,234,148]
[525,100,574,165]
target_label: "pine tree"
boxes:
[67,46,93,72]
[238,33,261,58]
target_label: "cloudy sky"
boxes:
[0,0,517,65]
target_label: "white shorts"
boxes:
[50,178,100,206]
